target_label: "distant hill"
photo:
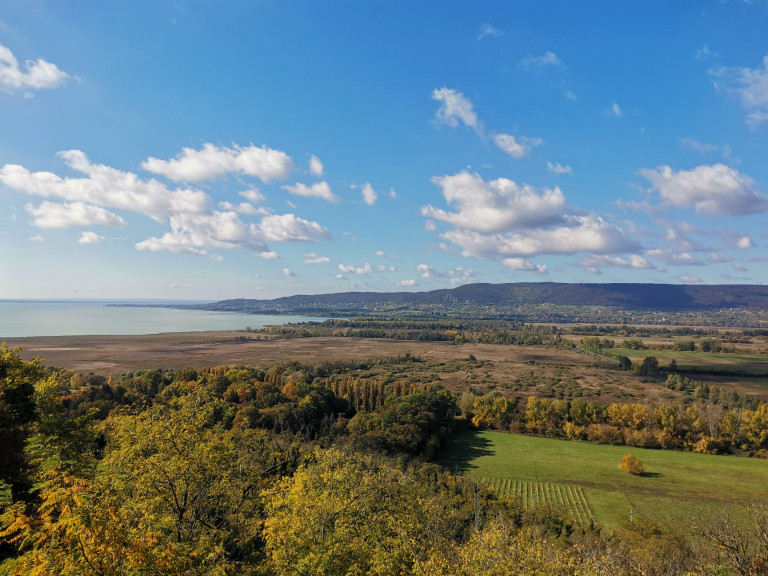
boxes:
[197,283,768,315]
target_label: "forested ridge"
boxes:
[2,343,768,575]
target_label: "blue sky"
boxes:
[1,1,768,300]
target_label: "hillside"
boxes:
[193,283,768,321]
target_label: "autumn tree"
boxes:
[619,453,644,475]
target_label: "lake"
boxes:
[0,301,324,337]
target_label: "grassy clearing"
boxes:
[439,430,768,531]
[606,348,768,375]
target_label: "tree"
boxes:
[638,356,659,377]
[619,453,644,475]
[262,447,432,576]
[618,356,632,371]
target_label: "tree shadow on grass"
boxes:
[436,430,495,474]
[640,472,663,478]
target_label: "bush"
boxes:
[619,453,645,475]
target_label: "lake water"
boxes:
[0,301,324,337]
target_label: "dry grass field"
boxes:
[4,331,717,404]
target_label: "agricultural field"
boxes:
[438,429,768,532]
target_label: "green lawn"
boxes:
[438,430,768,531]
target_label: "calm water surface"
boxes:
[0,301,323,337]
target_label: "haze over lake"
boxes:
[0,301,322,338]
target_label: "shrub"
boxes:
[619,453,645,475]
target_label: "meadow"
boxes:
[438,429,768,531]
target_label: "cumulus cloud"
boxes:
[501,258,547,273]
[710,55,768,128]
[442,214,637,259]
[737,236,754,249]
[547,161,572,175]
[239,188,266,203]
[396,279,417,287]
[143,143,294,182]
[422,171,568,233]
[258,213,331,242]
[639,164,768,216]
[309,154,324,176]
[29,234,44,242]
[78,231,106,244]
[417,263,444,279]
[493,134,544,158]
[282,268,296,277]
[361,182,378,205]
[218,201,269,215]
[304,252,331,264]
[0,44,69,92]
[1,150,210,222]
[26,201,127,229]
[337,262,374,274]
[257,251,281,260]
[576,254,655,275]
[432,87,480,132]
[282,181,340,203]
[477,23,502,41]
[135,211,267,254]
[520,51,562,69]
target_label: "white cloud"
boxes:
[422,171,568,233]
[282,268,296,277]
[304,252,331,264]
[501,258,547,273]
[78,231,106,244]
[29,234,44,242]
[424,220,436,231]
[417,263,443,278]
[337,263,374,274]
[0,44,69,92]
[361,182,378,205]
[606,102,623,117]
[135,211,267,254]
[26,201,127,229]
[547,161,572,175]
[210,254,223,262]
[520,51,562,69]
[388,187,397,198]
[238,188,266,203]
[737,236,754,249]
[493,134,543,158]
[448,266,476,285]
[282,181,340,203]
[432,87,480,132]
[143,143,294,183]
[395,279,417,287]
[733,262,747,272]
[309,154,324,176]
[477,23,502,41]
[218,201,269,215]
[257,251,281,260]
[639,164,768,216]
[710,55,768,128]
[1,150,210,222]
[644,248,705,266]
[377,265,400,272]
[680,274,703,283]
[576,254,654,275]
[258,213,332,242]
[442,214,637,259]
